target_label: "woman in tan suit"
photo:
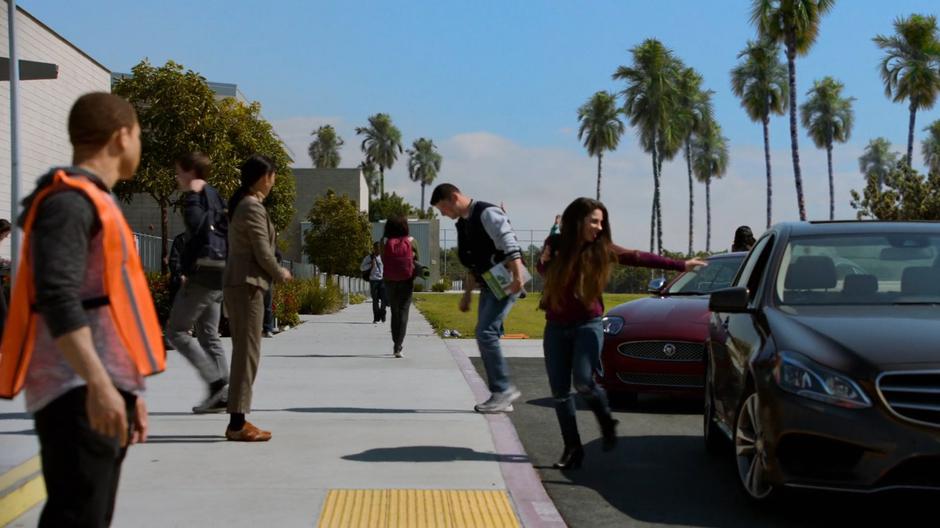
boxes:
[223,155,291,441]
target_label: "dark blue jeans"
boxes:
[543,318,612,448]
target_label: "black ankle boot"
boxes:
[601,418,620,452]
[552,446,585,469]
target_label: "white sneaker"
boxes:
[474,388,520,413]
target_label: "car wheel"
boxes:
[704,377,725,455]
[734,391,775,501]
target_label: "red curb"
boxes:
[444,340,567,528]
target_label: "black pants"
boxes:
[384,280,413,350]
[369,280,387,322]
[34,386,137,528]
[263,286,274,333]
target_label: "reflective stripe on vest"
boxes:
[0,171,165,399]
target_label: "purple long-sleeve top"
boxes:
[537,241,686,324]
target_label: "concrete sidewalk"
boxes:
[1,302,563,527]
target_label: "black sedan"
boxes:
[705,221,940,501]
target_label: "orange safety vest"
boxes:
[0,170,165,398]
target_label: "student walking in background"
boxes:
[538,197,705,469]
[731,225,756,252]
[165,153,230,414]
[223,155,292,441]
[431,183,525,413]
[0,92,164,526]
[361,241,387,324]
[382,216,416,357]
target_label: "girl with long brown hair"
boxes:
[538,197,705,469]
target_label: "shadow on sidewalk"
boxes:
[267,354,395,359]
[0,428,35,435]
[256,407,476,415]
[145,434,227,444]
[0,412,30,420]
[525,396,701,416]
[343,445,529,463]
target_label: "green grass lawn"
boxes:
[413,292,645,339]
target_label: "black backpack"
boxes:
[184,185,228,270]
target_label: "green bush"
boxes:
[273,280,303,327]
[146,272,172,325]
[349,293,367,305]
[413,281,425,293]
[300,275,344,315]
[431,277,452,292]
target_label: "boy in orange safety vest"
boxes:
[0,93,164,527]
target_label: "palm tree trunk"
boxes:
[705,177,711,253]
[686,138,693,257]
[650,134,658,254]
[762,114,772,229]
[786,36,806,221]
[380,168,385,197]
[596,153,603,201]
[827,142,834,220]
[420,182,426,211]
[160,200,169,275]
[656,153,663,256]
[907,101,917,168]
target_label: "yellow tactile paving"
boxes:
[318,489,520,528]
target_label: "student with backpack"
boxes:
[360,242,387,324]
[382,216,417,358]
[166,153,231,414]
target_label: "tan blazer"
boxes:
[223,195,282,291]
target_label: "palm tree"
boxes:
[675,67,714,256]
[751,0,836,221]
[692,119,730,253]
[407,138,443,211]
[858,138,899,189]
[614,39,682,254]
[731,38,789,228]
[874,14,940,168]
[577,91,625,201]
[308,125,344,168]
[800,77,855,220]
[355,113,403,196]
[923,120,940,175]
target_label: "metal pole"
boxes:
[8,0,20,283]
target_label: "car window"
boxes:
[775,233,940,305]
[733,235,773,294]
[667,256,745,294]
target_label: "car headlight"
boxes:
[773,351,871,409]
[602,316,624,336]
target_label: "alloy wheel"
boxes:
[734,392,774,500]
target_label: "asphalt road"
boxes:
[472,356,938,528]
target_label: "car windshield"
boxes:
[667,255,745,295]
[776,233,940,306]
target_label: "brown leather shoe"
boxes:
[225,421,272,442]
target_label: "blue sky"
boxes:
[21,0,940,251]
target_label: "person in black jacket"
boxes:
[165,153,230,414]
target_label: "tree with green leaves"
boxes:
[369,192,417,222]
[407,138,443,210]
[577,91,625,201]
[691,119,730,253]
[858,138,899,190]
[675,68,713,255]
[923,120,940,175]
[359,160,380,199]
[356,113,403,196]
[851,164,940,220]
[751,0,836,221]
[215,97,295,233]
[308,125,344,168]
[800,76,855,220]
[731,38,789,228]
[874,14,940,168]
[113,60,229,272]
[614,39,683,254]
[304,190,372,276]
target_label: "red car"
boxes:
[599,252,746,404]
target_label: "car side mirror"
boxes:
[647,277,666,294]
[709,287,750,313]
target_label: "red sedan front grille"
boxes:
[616,341,704,362]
